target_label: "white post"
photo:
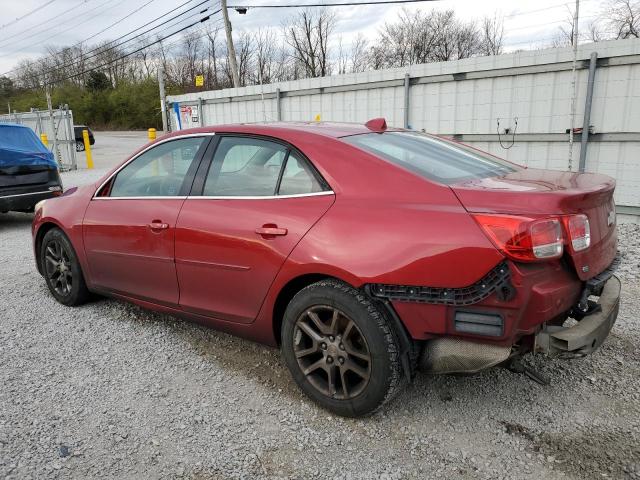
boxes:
[567,0,580,171]
[158,66,168,133]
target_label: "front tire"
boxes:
[281,279,404,417]
[40,228,90,306]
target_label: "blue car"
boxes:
[0,123,63,213]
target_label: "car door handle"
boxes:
[255,225,288,237]
[148,221,169,230]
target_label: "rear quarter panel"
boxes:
[255,137,504,340]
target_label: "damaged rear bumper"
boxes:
[535,275,620,358]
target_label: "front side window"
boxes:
[343,132,519,185]
[109,137,205,197]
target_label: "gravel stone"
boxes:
[0,167,638,479]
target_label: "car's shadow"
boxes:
[102,297,594,421]
[0,211,34,231]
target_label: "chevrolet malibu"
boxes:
[32,119,620,417]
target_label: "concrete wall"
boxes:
[167,39,640,212]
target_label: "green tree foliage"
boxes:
[86,71,111,92]
[4,76,178,130]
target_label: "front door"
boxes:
[83,136,209,305]
[175,136,335,323]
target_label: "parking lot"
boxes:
[1,132,639,479]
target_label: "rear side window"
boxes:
[343,132,518,184]
[278,152,324,195]
[202,136,329,197]
[203,137,287,196]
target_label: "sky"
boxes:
[0,0,607,76]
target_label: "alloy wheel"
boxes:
[293,305,372,400]
[44,240,73,297]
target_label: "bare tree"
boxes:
[350,33,369,73]
[369,9,481,67]
[253,29,278,84]
[181,31,205,87]
[205,26,223,89]
[285,8,335,77]
[586,21,604,42]
[606,0,640,38]
[480,14,504,56]
[551,5,577,47]
[336,37,348,74]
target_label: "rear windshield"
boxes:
[343,131,518,185]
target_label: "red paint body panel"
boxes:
[31,123,618,351]
[175,195,334,323]
[451,168,617,280]
[83,198,184,305]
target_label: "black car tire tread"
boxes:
[40,228,90,306]
[281,279,405,417]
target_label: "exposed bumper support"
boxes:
[535,275,620,358]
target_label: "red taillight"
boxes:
[564,214,591,252]
[473,214,563,262]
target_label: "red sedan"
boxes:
[32,120,620,417]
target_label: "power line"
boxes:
[49,11,221,85]
[0,0,93,47]
[503,0,597,19]
[0,0,129,53]
[78,0,159,47]
[0,0,58,31]
[227,0,440,8]
[4,0,216,78]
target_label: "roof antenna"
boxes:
[365,118,387,132]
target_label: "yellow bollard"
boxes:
[148,128,156,140]
[83,129,94,169]
[40,133,48,147]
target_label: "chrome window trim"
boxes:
[92,191,335,201]
[93,196,188,200]
[187,191,335,200]
[92,133,216,200]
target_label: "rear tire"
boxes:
[40,228,90,306]
[281,279,404,417]
[75,140,85,152]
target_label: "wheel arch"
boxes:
[34,221,62,275]
[272,273,348,346]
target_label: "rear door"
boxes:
[83,136,209,305]
[175,135,335,323]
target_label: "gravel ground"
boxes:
[1,167,639,479]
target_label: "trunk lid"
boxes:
[451,168,617,280]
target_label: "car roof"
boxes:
[0,123,30,129]
[174,121,402,139]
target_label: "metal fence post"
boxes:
[403,73,410,129]
[276,88,281,121]
[579,52,598,173]
[198,97,205,126]
[63,104,77,170]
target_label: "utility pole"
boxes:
[158,66,168,132]
[567,0,580,171]
[221,0,240,88]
